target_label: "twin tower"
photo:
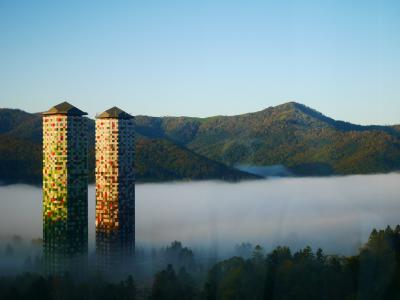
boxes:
[42,102,135,275]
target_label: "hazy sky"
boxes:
[0,0,399,124]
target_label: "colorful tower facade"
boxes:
[42,102,88,274]
[95,107,135,273]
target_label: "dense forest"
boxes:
[1,102,400,185]
[1,226,400,299]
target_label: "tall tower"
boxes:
[95,107,135,274]
[42,102,88,275]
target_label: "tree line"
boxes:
[1,226,400,300]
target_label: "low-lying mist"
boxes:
[1,173,400,268]
[235,164,293,177]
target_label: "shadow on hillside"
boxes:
[290,162,335,176]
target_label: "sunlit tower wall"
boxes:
[42,102,88,275]
[95,107,135,274]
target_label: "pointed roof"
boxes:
[43,101,87,116]
[96,107,134,120]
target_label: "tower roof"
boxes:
[96,107,134,120]
[43,101,88,116]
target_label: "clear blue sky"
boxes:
[0,0,399,124]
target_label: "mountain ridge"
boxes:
[0,108,258,185]
[0,102,399,184]
[135,102,400,175]
[133,102,400,145]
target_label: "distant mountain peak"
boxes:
[260,101,314,114]
[281,101,303,107]
[277,101,319,113]
[272,101,336,124]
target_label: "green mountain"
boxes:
[135,137,254,182]
[134,102,400,175]
[0,109,257,184]
[1,102,399,184]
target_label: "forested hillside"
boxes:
[0,109,256,184]
[1,102,399,184]
[135,102,400,175]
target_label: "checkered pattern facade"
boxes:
[43,115,88,275]
[95,118,135,273]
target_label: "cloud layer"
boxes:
[1,173,400,256]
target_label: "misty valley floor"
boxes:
[1,173,400,257]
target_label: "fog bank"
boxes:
[1,173,400,256]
